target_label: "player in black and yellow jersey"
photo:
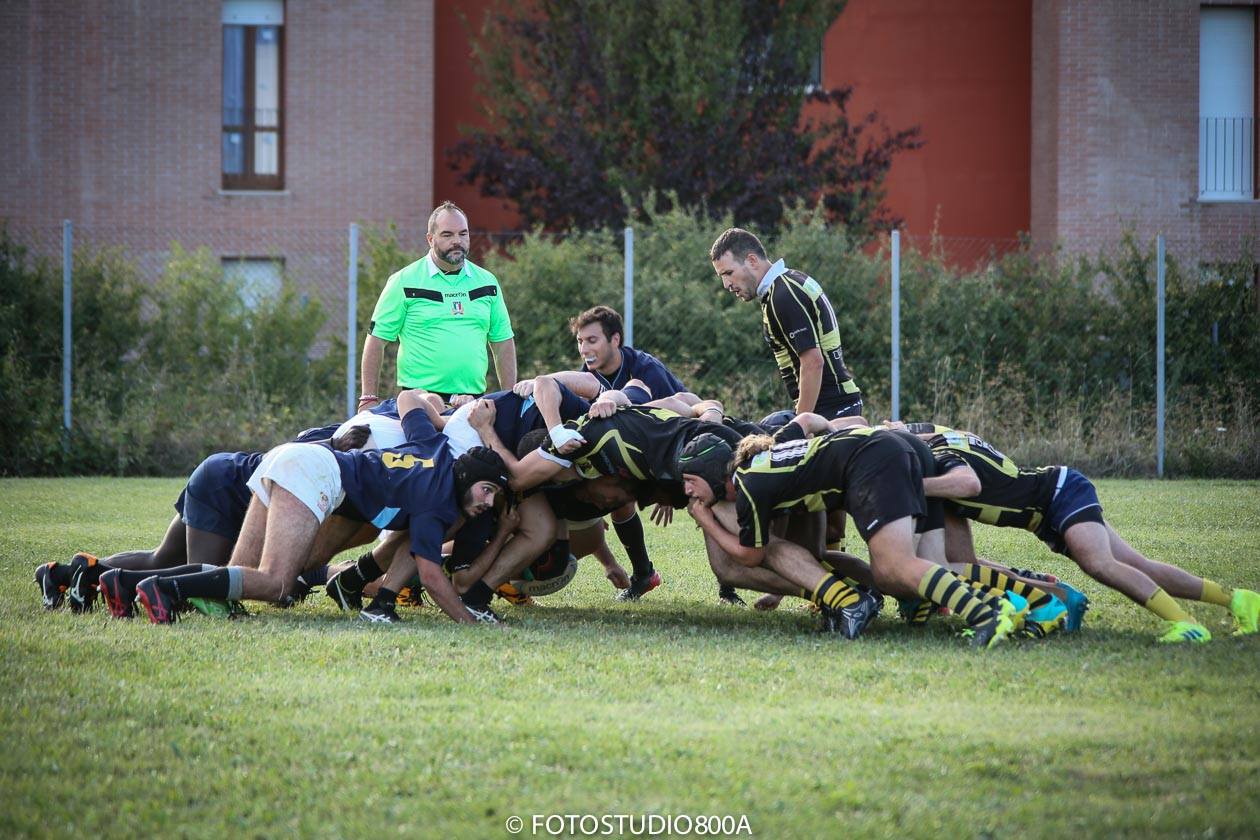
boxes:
[908,423,1260,643]
[680,418,1022,648]
[709,228,863,420]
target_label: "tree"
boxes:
[451,0,921,236]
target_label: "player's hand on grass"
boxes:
[605,564,631,590]
[331,424,371,451]
[468,398,497,429]
[449,394,475,408]
[513,379,535,398]
[649,503,673,527]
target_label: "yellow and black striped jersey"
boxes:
[913,424,1062,532]
[542,406,742,483]
[759,267,860,405]
[733,425,884,548]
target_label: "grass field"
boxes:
[2,477,1259,838]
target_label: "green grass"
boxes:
[2,477,1259,838]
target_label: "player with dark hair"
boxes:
[906,423,1260,642]
[680,418,1022,647]
[709,227,864,421]
[121,391,510,625]
[570,305,692,403]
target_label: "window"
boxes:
[1199,6,1258,200]
[223,257,284,309]
[222,1,284,190]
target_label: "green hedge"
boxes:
[3,210,1256,478]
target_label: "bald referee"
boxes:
[358,201,516,411]
[709,228,864,421]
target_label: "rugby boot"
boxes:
[1228,588,1260,636]
[34,562,69,610]
[616,570,661,602]
[134,576,180,625]
[97,568,136,619]
[1157,620,1211,644]
[66,552,102,613]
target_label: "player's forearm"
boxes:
[695,512,763,567]
[451,529,514,592]
[418,559,477,623]
[360,335,388,402]
[923,466,981,499]
[534,375,565,430]
[543,370,602,399]
[491,339,517,389]
[794,353,824,414]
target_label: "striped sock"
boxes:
[1200,579,1233,608]
[962,564,1054,610]
[810,574,860,610]
[917,567,997,627]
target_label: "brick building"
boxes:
[1032,0,1259,263]
[2,0,1255,300]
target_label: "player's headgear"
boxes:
[677,433,734,502]
[758,409,796,433]
[453,446,510,501]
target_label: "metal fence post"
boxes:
[62,219,73,436]
[891,230,901,421]
[1156,235,1166,478]
[346,223,359,419]
[623,227,634,347]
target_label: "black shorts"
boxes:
[843,435,926,542]
[891,430,943,534]
[815,392,864,420]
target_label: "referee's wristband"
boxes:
[357,394,379,404]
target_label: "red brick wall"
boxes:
[1031,0,1260,263]
[0,1,436,270]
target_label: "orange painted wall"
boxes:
[823,0,1031,240]
[434,0,1031,239]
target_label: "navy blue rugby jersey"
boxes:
[582,346,687,402]
[333,409,460,562]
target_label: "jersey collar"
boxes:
[426,253,467,280]
[756,259,787,300]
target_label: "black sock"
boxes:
[297,565,329,587]
[613,514,653,579]
[462,580,494,608]
[116,564,209,590]
[166,569,232,601]
[336,553,382,592]
[719,582,737,598]
[369,587,398,609]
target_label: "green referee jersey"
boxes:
[369,255,514,394]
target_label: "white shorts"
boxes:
[247,443,345,524]
[335,411,407,450]
[440,401,481,457]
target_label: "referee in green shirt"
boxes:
[358,202,516,410]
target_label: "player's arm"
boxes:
[795,348,824,415]
[536,371,603,400]
[785,411,829,437]
[416,556,476,624]
[690,399,725,422]
[450,507,520,591]
[490,338,517,390]
[923,460,981,499]
[586,386,631,418]
[397,388,444,426]
[688,500,765,566]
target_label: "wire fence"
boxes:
[4,220,1257,477]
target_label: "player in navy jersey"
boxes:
[126,391,510,625]
[35,424,372,615]
[571,305,694,405]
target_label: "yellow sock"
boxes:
[1144,589,1195,623]
[1200,579,1233,608]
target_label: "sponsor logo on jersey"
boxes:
[451,301,464,316]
